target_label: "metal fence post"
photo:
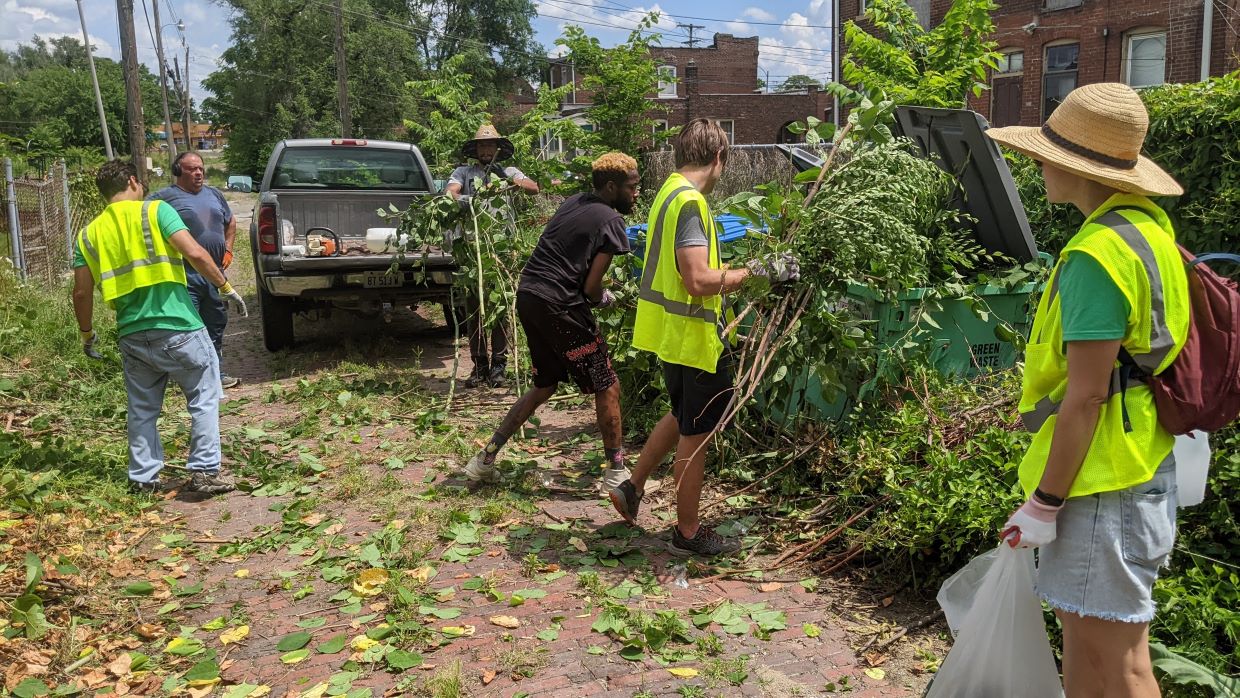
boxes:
[60,160,73,260]
[3,158,23,276]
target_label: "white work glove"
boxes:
[595,289,616,308]
[218,282,249,317]
[1002,496,1063,548]
[746,252,801,284]
[80,329,103,360]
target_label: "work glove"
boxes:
[218,282,249,318]
[1002,496,1063,548]
[222,248,234,270]
[80,329,103,360]
[746,252,801,284]
[594,289,616,308]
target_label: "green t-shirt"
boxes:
[73,201,205,337]
[1059,251,1131,342]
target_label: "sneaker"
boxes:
[608,479,642,526]
[186,471,237,495]
[486,363,507,388]
[463,363,488,388]
[128,478,171,494]
[462,450,500,483]
[221,375,241,389]
[668,524,740,558]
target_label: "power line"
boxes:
[593,0,836,30]
[537,0,835,60]
[677,22,706,47]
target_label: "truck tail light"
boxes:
[258,204,278,254]
[331,139,367,146]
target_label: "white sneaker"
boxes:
[602,466,632,491]
[463,451,500,483]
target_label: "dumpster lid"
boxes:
[893,106,1037,263]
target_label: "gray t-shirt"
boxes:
[674,205,708,249]
[148,184,233,267]
[448,163,527,197]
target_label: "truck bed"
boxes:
[273,189,417,240]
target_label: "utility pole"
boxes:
[182,44,193,150]
[75,0,114,159]
[678,23,706,48]
[333,0,352,137]
[116,0,146,182]
[151,0,177,168]
[831,0,840,128]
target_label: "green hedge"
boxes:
[1011,72,1240,258]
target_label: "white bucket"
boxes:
[365,227,400,253]
[1172,430,1210,507]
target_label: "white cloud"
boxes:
[535,0,679,46]
[13,5,59,23]
[741,7,776,22]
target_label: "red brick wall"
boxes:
[649,34,763,96]
[550,33,831,146]
[958,1,1230,126]
[656,82,830,144]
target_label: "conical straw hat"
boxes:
[985,83,1181,197]
[461,123,515,162]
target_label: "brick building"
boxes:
[545,33,833,148]
[839,0,1239,127]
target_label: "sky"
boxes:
[1,0,836,104]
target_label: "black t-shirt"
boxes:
[518,192,630,306]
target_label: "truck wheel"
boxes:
[259,286,295,351]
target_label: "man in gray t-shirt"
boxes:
[445,124,540,388]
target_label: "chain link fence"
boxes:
[2,159,106,286]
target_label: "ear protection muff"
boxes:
[172,151,192,177]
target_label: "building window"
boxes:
[657,65,677,98]
[652,120,672,151]
[554,64,576,103]
[995,49,1024,75]
[1042,43,1079,120]
[714,119,735,145]
[1125,31,1166,88]
[1043,0,1082,10]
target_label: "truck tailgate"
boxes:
[275,190,417,238]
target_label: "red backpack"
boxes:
[1123,249,1240,434]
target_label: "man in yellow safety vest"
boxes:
[72,160,248,495]
[608,119,798,557]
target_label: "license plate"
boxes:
[364,271,404,288]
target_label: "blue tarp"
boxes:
[625,213,760,256]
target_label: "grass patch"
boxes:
[496,640,548,679]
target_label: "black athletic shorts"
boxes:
[517,291,618,394]
[663,354,734,436]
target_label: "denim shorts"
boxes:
[1036,454,1178,623]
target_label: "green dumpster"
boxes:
[760,278,1041,425]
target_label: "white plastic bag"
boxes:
[1172,430,1210,507]
[926,544,1063,698]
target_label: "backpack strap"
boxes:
[1191,253,1240,268]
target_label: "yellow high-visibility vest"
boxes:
[1019,194,1190,498]
[78,200,186,304]
[632,173,732,373]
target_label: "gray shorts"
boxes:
[1036,454,1177,623]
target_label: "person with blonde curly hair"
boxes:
[462,152,641,488]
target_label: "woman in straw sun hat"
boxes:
[987,82,1188,697]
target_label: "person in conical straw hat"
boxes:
[988,83,1188,697]
[446,124,540,389]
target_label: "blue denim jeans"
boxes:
[1036,454,1178,623]
[186,270,227,362]
[118,328,222,483]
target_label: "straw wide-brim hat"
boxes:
[461,124,514,162]
[986,82,1182,197]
